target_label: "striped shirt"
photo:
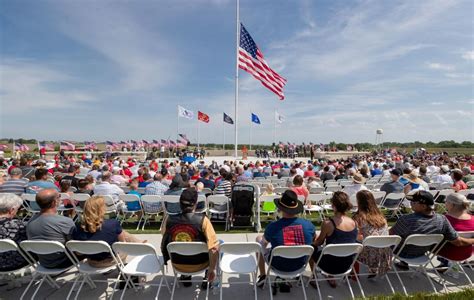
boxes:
[214,180,232,198]
[0,179,28,195]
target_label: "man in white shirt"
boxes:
[93,172,125,204]
[433,165,453,184]
[342,173,368,197]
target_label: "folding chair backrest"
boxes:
[162,195,181,214]
[320,243,363,257]
[274,187,289,194]
[21,193,36,202]
[0,239,20,253]
[324,182,339,187]
[457,231,474,239]
[66,240,113,255]
[363,235,401,249]
[195,194,207,213]
[167,242,208,256]
[102,195,115,206]
[371,191,386,204]
[141,194,161,203]
[297,195,305,203]
[457,189,474,196]
[20,240,67,255]
[201,188,213,195]
[112,242,157,257]
[271,245,314,259]
[309,187,325,194]
[220,242,262,255]
[402,234,444,248]
[119,194,140,203]
[207,195,229,206]
[72,193,91,201]
[326,186,342,192]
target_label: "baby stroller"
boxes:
[230,183,258,231]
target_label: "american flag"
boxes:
[160,139,168,145]
[39,142,55,151]
[0,144,8,151]
[152,140,161,147]
[106,141,119,150]
[14,143,30,151]
[238,23,287,100]
[60,141,75,151]
[83,141,97,150]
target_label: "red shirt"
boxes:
[291,186,309,200]
[438,215,474,261]
[453,180,468,191]
[303,170,315,178]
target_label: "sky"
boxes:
[0,0,473,145]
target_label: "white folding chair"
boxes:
[20,193,41,220]
[326,185,342,193]
[433,231,474,291]
[207,195,230,231]
[309,187,325,194]
[72,193,90,217]
[166,242,210,300]
[19,240,76,300]
[140,195,163,230]
[359,236,402,294]
[273,187,289,194]
[195,194,208,214]
[57,193,74,215]
[65,240,120,300]
[379,193,405,218]
[118,194,143,229]
[0,239,34,284]
[103,195,119,218]
[218,242,262,300]
[311,243,365,300]
[162,195,181,216]
[392,234,444,295]
[304,194,325,222]
[265,245,314,300]
[112,242,171,300]
[201,188,213,195]
[371,191,387,206]
[457,188,474,197]
[434,189,455,213]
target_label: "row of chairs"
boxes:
[2,233,472,300]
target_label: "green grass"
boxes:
[356,289,474,300]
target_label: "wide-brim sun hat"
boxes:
[352,173,366,184]
[274,190,303,215]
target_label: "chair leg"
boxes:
[385,273,396,294]
[354,272,365,298]
[74,276,87,300]
[253,271,257,300]
[267,275,273,300]
[422,266,439,294]
[219,272,224,300]
[315,272,323,300]
[170,274,178,300]
[346,275,355,299]
[392,262,408,296]
[31,275,47,300]
[155,274,164,300]
[20,272,37,300]
[119,276,130,300]
[67,274,81,300]
[110,272,122,300]
[299,275,307,300]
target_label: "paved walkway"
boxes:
[1,233,472,300]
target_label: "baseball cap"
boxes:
[390,169,402,177]
[180,188,198,207]
[406,190,434,207]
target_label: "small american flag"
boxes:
[60,141,75,151]
[238,23,287,100]
[15,143,29,151]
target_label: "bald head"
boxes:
[36,189,59,210]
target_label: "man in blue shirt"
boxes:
[26,168,59,194]
[255,190,315,286]
[370,163,383,177]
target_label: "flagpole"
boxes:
[249,119,252,152]
[177,105,180,145]
[234,0,240,159]
[223,123,225,151]
[273,108,276,145]
[197,119,200,149]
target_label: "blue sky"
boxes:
[1,0,473,144]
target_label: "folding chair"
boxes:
[457,188,474,197]
[201,188,213,196]
[112,242,171,300]
[434,189,455,213]
[57,193,74,215]
[359,235,402,294]
[304,194,325,222]
[19,240,76,300]
[72,193,91,217]
[379,193,405,218]
[195,194,208,214]
[161,195,181,216]
[20,193,41,221]
[166,242,210,300]
[103,195,119,219]
[392,234,444,295]
[265,245,314,300]
[311,243,365,300]
[119,194,143,229]
[433,231,474,291]
[371,191,387,206]
[325,185,342,193]
[140,195,163,230]
[0,239,34,287]
[309,187,325,194]
[65,240,120,300]
[273,187,289,194]
[218,242,262,300]
[207,195,230,231]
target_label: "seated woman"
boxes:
[291,175,309,204]
[0,194,29,273]
[353,190,391,277]
[72,196,144,267]
[310,191,358,288]
[437,193,474,269]
[452,170,468,192]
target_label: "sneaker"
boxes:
[256,275,266,288]
[179,275,192,287]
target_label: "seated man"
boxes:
[26,189,76,269]
[390,190,474,269]
[255,190,316,286]
[26,168,59,194]
[161,188,218,287]
[0,167,28,195]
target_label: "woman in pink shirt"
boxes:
[452,170,468,191]
[291,175,309,204]
[437,193,474,268]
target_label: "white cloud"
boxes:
[427,62,455,71]
[462,50,474,60]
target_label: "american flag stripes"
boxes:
[14,143,29,151]
[60,141,75,151]
[39,142,55,151]
[238,23,287,100]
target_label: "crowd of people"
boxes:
[0,149,473,293]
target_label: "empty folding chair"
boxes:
[112,242,171,300]
[309,187,325,194]
[19,240,76,300]
[379,193,405,218]
[119,194,143,229]
[392,234,444,295]
[166,242,210,300]
[326,185,342,193]
[218,242,262,300]
[359,236,402,294]
[273,187,289,194]
[457,188,474,197]
[195,194,208,214]
[311,243,365,300]
[207,195,230,231]
[162,195,181,216]
[371,191,387,206]
[140,195,163,230]
[304,194,325,221]
[265,245,314,300]
[66,240,121,300]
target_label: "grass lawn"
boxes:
[356,289,474,300]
